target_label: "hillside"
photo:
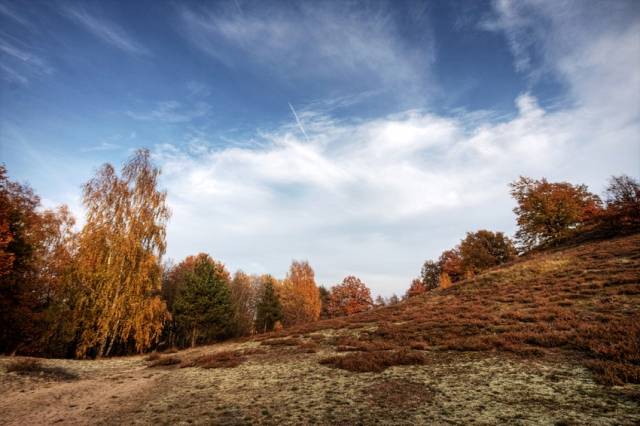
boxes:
[1,234,639,425]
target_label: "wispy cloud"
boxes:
[126,100,210,123]
[80,142,120,152]
[0,34,53,84]
[0,1,32,29]
[156,1,639,295]
[62,5,150,56]
[177,2,434,95]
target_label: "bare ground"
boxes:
[1,340,638,425]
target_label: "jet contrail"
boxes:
[288,102,309,142]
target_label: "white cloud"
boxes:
[62,5,150,56]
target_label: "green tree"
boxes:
[420,260,441,290]
[173,253,233,347]
[459,230,517,274]
[255,275,283,333]
[318,285,331,319]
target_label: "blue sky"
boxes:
[1,0,639,296]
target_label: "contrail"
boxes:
[288,102,309,142]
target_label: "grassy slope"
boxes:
[1,234,639,425]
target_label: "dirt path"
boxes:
[1,343,639,425]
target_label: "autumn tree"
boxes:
[405,278,427,299]
[510,177,601,250]
[387,294,400,305]
[601,175,640,232]
[279,260,321,326]
[420,260,441,290]
[327,275,373,317]
[72,149,170,358]
[172,253,233,347]
[458,230,516,274]
[438,249,464,283]
[0,165,77,355]
[229,270,258,337]
[255,275,283,333]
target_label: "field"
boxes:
[1,234,639,425]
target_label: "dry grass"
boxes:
[281,234,640,385]
[320,349,429,372]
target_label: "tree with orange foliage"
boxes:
[405,278,427,299]
[72,150,170,358]
[510,177,602,250]
[327,275,373,317]
[279,260,321,326]
[438,249,465,282]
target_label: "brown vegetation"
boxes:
[279,234,640,385]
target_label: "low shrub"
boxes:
[6,358,78,381]
[320,349,428,372]
[188,351,246,369]
[148,356,182,367]
[260,338,302,347]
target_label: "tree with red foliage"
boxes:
[405,278,427,299]
[0,165,77,355]
[327,275,373,317]
[438,249,465,282]
[510,177,602,250]
[601,175,640,232]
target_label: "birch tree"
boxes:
[73,149,170,358]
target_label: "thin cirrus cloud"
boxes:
[176,1,434,93]
[154,0,639,297]
[62,5,150,56]
[126,100,211,123]
[0,34,53,85]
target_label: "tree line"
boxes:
[0,151,374,357]
[404,175,640,299]
[1,148,638,357]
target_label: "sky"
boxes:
[1,0,639,297]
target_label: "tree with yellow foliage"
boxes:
[278,260,321,326]
[73,149,170,358]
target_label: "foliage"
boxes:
[255,275,284,333]
[510,176,601,250]
[438,249,464,282]
[278,260,321,326]
[327,275,373,317]
[72,149,170,358]
[600,175,640,232]
[458,230,517,274]
[172,253,233,347]
[420,260,441,290]
[318,285,331,319]
[0,165,77,355]
[405,278,427,299]
[229,270,259,337]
